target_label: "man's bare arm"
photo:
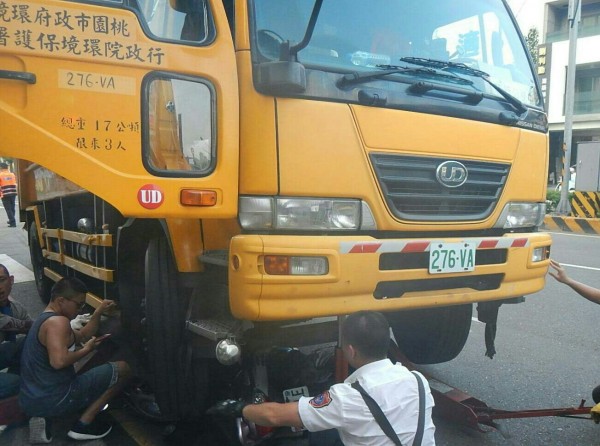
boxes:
[75,299,115,342]
[242,402,303,428]
[42,317,96,369]
[549,259,600,305]
[0,315,33,333]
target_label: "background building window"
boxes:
[574,63,600,114]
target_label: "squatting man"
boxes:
[208,310,436,445]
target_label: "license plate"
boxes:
[429,242,476,274]
[283,386,310,402]
[283,386,310,433]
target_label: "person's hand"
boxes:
[206,399,247,417]
[95,299,116,315]
[82,336,103,352]
[21,319,34,333]
[548,259,570,284]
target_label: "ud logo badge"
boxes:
[137,184,164,209]
[436,160,468,188]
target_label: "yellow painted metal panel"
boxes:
[237,51,279,195]
[276,100,548,231]
[165,218,203,272]
[0,0,239,220]
[353,105,521,160]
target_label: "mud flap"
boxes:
[477,301,502,359]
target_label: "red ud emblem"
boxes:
[138,184,164,209]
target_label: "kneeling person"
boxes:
[19,277,131,441]
[209,311,436,446]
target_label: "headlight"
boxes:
[277,198,360,230]
[239,197,273,229]
[239,196,377,231]
[494,202,546,229]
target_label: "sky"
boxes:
[506,0,546,33]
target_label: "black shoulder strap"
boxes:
[351,380,402,446]
[411,371,426,446]
[351,372,426,446]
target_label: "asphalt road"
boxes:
[2,222,600,445]
[425,230,600,446]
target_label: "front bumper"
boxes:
[229,233,551,321]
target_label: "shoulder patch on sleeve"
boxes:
[309,390,332,409]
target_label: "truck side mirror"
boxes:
[255,61,306,96]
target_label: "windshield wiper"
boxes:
[399,57,528,115]
[337,64,473,88]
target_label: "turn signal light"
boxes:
[263,255,328,275]
[264,256,289,275]
[180,189,217,206]
[532,246,550,262]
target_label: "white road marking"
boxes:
[548,231,600,239]
[0,254,34,283]
[472,317,483,324]
[555,262,600,272]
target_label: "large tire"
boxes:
[28,222,52,304]
[388,304,472,364]
[144,237,207,420]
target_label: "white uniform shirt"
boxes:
[298,359,436,446]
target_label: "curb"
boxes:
[543,215,600,234]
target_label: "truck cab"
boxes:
[0,0,550,423]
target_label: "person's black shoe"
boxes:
[67,419,113,440]
[592,385,600,404]
[8,224,16,227]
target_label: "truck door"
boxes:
[0,0,239,218]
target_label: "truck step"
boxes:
[186,318,237,341]
[199,250,229,267]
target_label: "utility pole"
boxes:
[556,0,581,215]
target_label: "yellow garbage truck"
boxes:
[1,0,551,421]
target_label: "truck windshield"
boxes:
[251,0,540,108]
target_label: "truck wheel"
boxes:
[144,237,207,419]
[388,304,472,364]
[28,222,52,304]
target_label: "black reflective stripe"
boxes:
[1,185,17,195]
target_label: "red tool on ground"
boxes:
[386,341,598,431]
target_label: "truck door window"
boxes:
[144,75,215,176]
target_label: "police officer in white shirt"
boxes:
[208,311,436,446]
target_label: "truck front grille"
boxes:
[370,154,509,221]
